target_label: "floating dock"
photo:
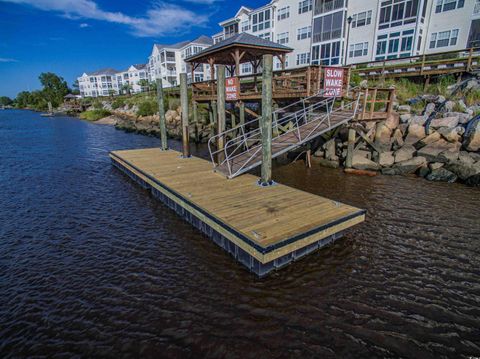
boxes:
[110,148,365,276]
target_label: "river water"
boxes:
[1,110,479,358]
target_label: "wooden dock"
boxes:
[110,148,365,276]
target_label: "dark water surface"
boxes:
[1,110,479,358]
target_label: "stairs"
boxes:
[208,93,361,178]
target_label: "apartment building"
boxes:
[78,68,119,97]
[213,0,314,73]
[214,0,479,69]
[78,64,148,97]
[148,35,213,87]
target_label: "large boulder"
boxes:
[437,126,464,143]
[392,128,404,150]
[312,157,340,169]
[426,168,458,183]
[417,131,441,147]
[398,105,411,113]
[443,112,471,124]
[463,118,480,151]
[465,174,480,186]
[417,139,460,162]
[378,151,395,167]
[323,139,338,161]
[400,113,411,123]
[410,115,427,126]
[394,145,416,163]
[445,160,480,180]
[430,116,459,129]
[404,124,426,145]
[459,151,476,165]
[374,121,392,152]
[393,156,427,175]
[385,113,399,130]
[424,103,436,116]
[444,101,455,112]
[352,153,380,171]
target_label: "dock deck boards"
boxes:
[110,148,365,276]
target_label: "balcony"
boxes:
[314,0,345,16]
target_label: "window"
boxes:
[224,23,239,38]
[351,10,372,28]
[468,19,480,48]
[241,63,252,74]
[379,0,420,30]
[475,0,480,15]
[313,11,344,43]
[241,21,250,32]
[275,56,289,69]
[314,0,346,15]
[278,6,290,20]
[258,32,272,41]
[435,0,465,13]
[430,29,459,48]
[277,32,289,45]
[349,42,368,58]
[296,52,310,65]
[298,0,312,14]
[194,74,204,82]
[297,26,312,40]
[376,30,414,59]
[252,9,271,32]
[312,41,341,65]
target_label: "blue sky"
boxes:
[0,0,266,98]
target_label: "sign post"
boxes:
[323,67,344,97]
[225,77,239,101]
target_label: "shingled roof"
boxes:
[185,32,292,65]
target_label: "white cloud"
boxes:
[0,57,18,62]
[79,23,90,28]
[1,0,209,37]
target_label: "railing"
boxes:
[208,90,361,178]
[192,65,324,101]
[353,87,395,120]
[350,47,480,78]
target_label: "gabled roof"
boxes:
[190,35,213,46]
[85,68,119,76]
[235,6,252,17]
[185,32,292,64]
[132,63,147,70]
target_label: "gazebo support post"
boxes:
[180,73,190,158]
[217,65,226,164]
[260,54,273,186]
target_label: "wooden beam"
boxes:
[180,73,190,158]
[345,128,356,168]
[260,54,273,186]
[156,78,168,151]
[217,65,226,163]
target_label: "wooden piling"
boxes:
[260,54,273,186]
[180,73,190,158]
[345,128,356,168]
[210,100,217,137]
[239,102,245,126]
[156,78,168,151]
[217,65,226,163]
[193,101,199,144]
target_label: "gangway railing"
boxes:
[208,89,362,178]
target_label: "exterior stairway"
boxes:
[208,93,361,178]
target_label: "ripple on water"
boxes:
[0,110,480,358]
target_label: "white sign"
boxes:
[323,67,344,97]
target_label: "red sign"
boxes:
[225,77,239,100]
[323,67,344,97]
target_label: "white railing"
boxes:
[208,90,361,178]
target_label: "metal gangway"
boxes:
[208,91,361,179]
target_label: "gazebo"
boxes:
[185,32,293,81]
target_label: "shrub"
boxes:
[137,99,158,117]
[112,98,125,110]
[465,89,480,107]
[92,100,103,110]
[80,109,111,121]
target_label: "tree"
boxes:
[121,83,132,95]
[38,72,69,107]
[138,79,149,93]
[71,79,80,95]
[0,96,13,106]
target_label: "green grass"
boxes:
[136,99,158,116]
[80,109,111,121]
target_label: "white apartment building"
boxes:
[78,68,119,97]
[148,35,213,87]
[214,0,480,69]
[213,1,314,73]
[78,64,148,97]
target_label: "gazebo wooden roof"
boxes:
[185,32,293,77]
